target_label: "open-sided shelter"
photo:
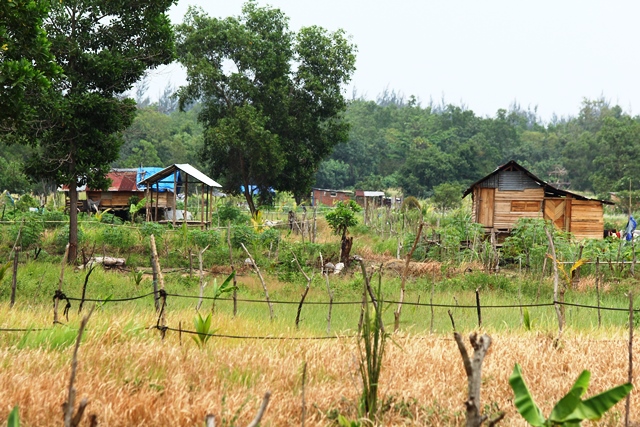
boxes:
[137,164,222,227]
[463,160,613,240]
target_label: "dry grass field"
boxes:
[0,305,636,426]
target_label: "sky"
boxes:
[146,0,640,121]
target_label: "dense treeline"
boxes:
[1,93,637,206]
[318,95,635,201]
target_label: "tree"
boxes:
[431,182,463,213]
[0,0,60,135]
[23,0,176,263]
[176,2,356,214]
[325,200,361,264]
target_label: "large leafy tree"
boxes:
[24,0,176,262]
[176,2,357,213]
[0,0,60,135]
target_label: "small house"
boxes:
[311,188,353,207]
[463,161,613,240]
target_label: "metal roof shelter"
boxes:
[137,164,222,227]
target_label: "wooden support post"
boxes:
[184,175,189,224]
[172,171,177,227]
[228,221,237,316]
[319,252,334,334]
[201,183,206,229]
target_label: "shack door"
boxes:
[477,188,495,228]
[544,198,567,230]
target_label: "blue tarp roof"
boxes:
[137,167,176,192]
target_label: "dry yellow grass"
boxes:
[0,307,637,426]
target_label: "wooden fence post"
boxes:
[10,247,19,308]
[228,221,238,316]
[150,235,166,333]
[545,225,563,335]
[54,244,70,324]
[596,257,602,327]
[475,288,482,328]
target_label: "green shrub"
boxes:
[259,228,280,248]
[140,221,165,238]
[101,226,137,250]
[15,194,39,212]
[189,229,220,249]
[216,201,248,224]
[99,212,123,225]
[231,225,257,248]
[54,225,85,251]
[8,214,44,250]
[42,209,67,229]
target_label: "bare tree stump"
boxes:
[454,332,503,427]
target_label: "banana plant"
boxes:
[211,271,236,313]
[509,363,632,426]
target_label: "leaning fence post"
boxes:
[545,225,563,335]
[241,243,274,321]
[293,251,313,329]
[227,221,238,316]
[475,288,482,328]
[10,246,19,308]
[320,252,334,334]
[625,292,633,427]
[54,244,70,324]
[596,257,602,327]
[394,222,424,332]
[150,235,166,334]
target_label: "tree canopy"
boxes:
[176,1,357,214]
[16,0,176,262]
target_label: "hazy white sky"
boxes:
[147,0,640,121]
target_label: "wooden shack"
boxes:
[463,161,613,240]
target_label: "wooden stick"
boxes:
[150,235,166,329]
[196,245,210,311]
[246,391,271,427]
[301,361,307,427]
[54,244,70,324]
[596,257,602,327]
[228,221,237,316]
[394,222,424,332]
[293,250,313,329]
[10,246,19,308]
[63,306,95,427]
[320,252,334,334]
[545,225,563,334]
[241,243,274,321]
[475,288,482,328]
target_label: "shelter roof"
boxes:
[462,160,614,205]
[137,164,222,189]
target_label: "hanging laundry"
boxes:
[624,215,637,241]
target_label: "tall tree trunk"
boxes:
[68,178,78,265]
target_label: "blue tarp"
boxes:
[137,167,178,192]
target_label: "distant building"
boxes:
[311,188,353,206]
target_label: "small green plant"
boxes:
[211,271,236,312]
[192,312,214,349]
[509,363,632,426]
[131,268,144,287]
[523,308,532,331]
[357,271,387,423]
[7,405,19,427]
[337,414,362,427]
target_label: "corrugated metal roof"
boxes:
[137,164,222,188]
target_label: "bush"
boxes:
[140,221,165,239]
[15,194,39,212]
[216,201,249,224]
[8,214,44,250]
[101,226,137,250]
[231,225,258,249]
[259,228,280,248]
[189,229,220,249]
[42,210,67,229]
[54,225,85,251]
